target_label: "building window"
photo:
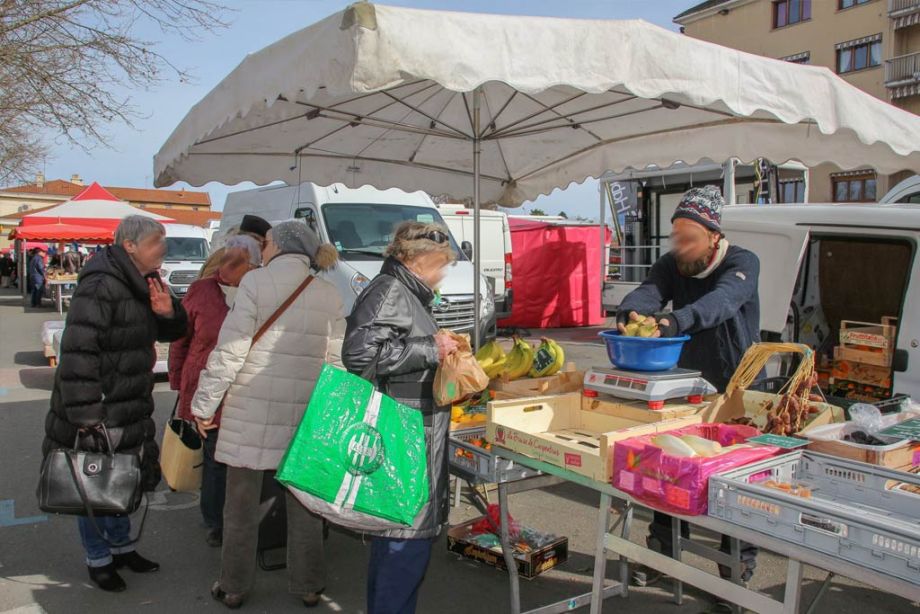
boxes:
[779,179,806,203]
[839,0,872,9]
[773,0,811,29]
[832,172,877,202]
[836,35,882,74]
[782,51,811,64]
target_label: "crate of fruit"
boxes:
[708,451,920,584]
[611,423,780,515]
[801,411,920,470]
[449,426,537,484]
[837,318,897,367]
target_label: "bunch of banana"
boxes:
[500,337,535,381]
[475,339,507,379]
[529,338,566,378]
[623,314,659,338]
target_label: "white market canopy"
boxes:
[154,3,920,205]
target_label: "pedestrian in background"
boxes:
[168,235,262,548]
[0,252,13,288]
[29,248,46,307]
[192,221,343,609]
[41,215,187,592]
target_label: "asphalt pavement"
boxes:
[0,288,915,613]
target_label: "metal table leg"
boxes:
[805,573,834,614]
[589,493,613,614]
[498,481,521,614]
[672,516,683,606]
[783,559,804,614]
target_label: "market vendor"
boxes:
[616,185,760,591]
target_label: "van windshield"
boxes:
[322,203,462,261]
[165,237,209,262]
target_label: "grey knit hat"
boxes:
[272,220,338,270]
[671,185,724,233]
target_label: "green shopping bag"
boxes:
[277,364,429,529]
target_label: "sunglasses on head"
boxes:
[421,230,450,244]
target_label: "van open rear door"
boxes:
[722,221,810,334]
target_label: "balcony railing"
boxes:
[885,52,920,85]
[890,0,920,15]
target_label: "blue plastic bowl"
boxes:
[598,330,691,371]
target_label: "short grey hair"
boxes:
[115,215,166,245]
[222,234,262,266]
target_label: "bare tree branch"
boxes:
[0,0,229,184]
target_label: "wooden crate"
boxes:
[486,392,700,483]
[489,366,584,398]
[704,389,845,433]
[839,318,897,350]
[580,394,711,423]
[831,350,892,388]
[803,413,920,470]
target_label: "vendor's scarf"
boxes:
[693,238,730,279]
[216,272,239,307]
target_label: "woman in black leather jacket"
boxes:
[342,221,459,614]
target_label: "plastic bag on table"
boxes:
[848,403,884,433]
[433,330,490,406]
[276,364,429,532]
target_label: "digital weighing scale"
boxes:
[583,367,717,409]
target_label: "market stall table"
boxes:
[491,448,920,614]
[46,279,77,314]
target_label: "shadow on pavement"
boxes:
[19,368,55,391]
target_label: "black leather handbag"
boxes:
[37,426,144,517]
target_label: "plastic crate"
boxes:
[450,427,523,483]
[709,451,920,584]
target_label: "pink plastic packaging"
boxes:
[611,424,780,515]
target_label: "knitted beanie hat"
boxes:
[671,185,724,233]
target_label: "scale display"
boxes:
[584,366,716,408]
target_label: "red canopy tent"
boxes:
[18,182,174,231]
[498,218,611,329]
[9,223,114,243]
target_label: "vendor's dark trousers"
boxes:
[649,512,758,581]
[30,282,44,307]
[200,430,226,530]
[220,466,325,596]
[367,536,435,614]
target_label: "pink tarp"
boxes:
[498,219,610,329]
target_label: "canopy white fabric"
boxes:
[154,3,920,205]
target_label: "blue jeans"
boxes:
[367,537,435,614]
[77,516,134,567]
[30,282,44,307]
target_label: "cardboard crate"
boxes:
[487,393,700,482]
[703,389,845,433]
[490,366,584,398]
[828,379,891,403]
[831,351,892,388]
[803,414,920,471]
[447,518,568,579]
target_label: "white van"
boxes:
[436,204,513,319]
[880,175,920,204]
[221,183,496,340]
[720,204,919,399]
[159,224,210,297]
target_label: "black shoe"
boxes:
[206,528,223,548]
[211,581,245,609]
[302,588,324,608]
[113,551,160,573]
[88,563,126,592]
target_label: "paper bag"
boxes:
[434,330,490,406]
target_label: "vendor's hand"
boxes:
[148,277,175,318]
[616,311,642,335]
[654,312,680,338]
[194,417,217,439]
[434,332,459,360]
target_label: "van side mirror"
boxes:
[461,241,473,260]
[893,349,909,373]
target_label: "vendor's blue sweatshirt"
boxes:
[618,245,760,392]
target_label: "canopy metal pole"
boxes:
[599,182,606,313]
[722,158,736,205]
[20,241,26,299]
[472,87,482,351]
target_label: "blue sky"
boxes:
[40,0,691,219]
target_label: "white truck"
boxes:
[158,223,211,298]
[220,183,497,340]
[436,204,513,319]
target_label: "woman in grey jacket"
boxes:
[342,221,459,614]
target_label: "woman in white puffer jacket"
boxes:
[191,221,344,610]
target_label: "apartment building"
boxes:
[674,0,920,203]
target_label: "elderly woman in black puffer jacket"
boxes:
[42,215,187,593]
[342,221,460,614]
